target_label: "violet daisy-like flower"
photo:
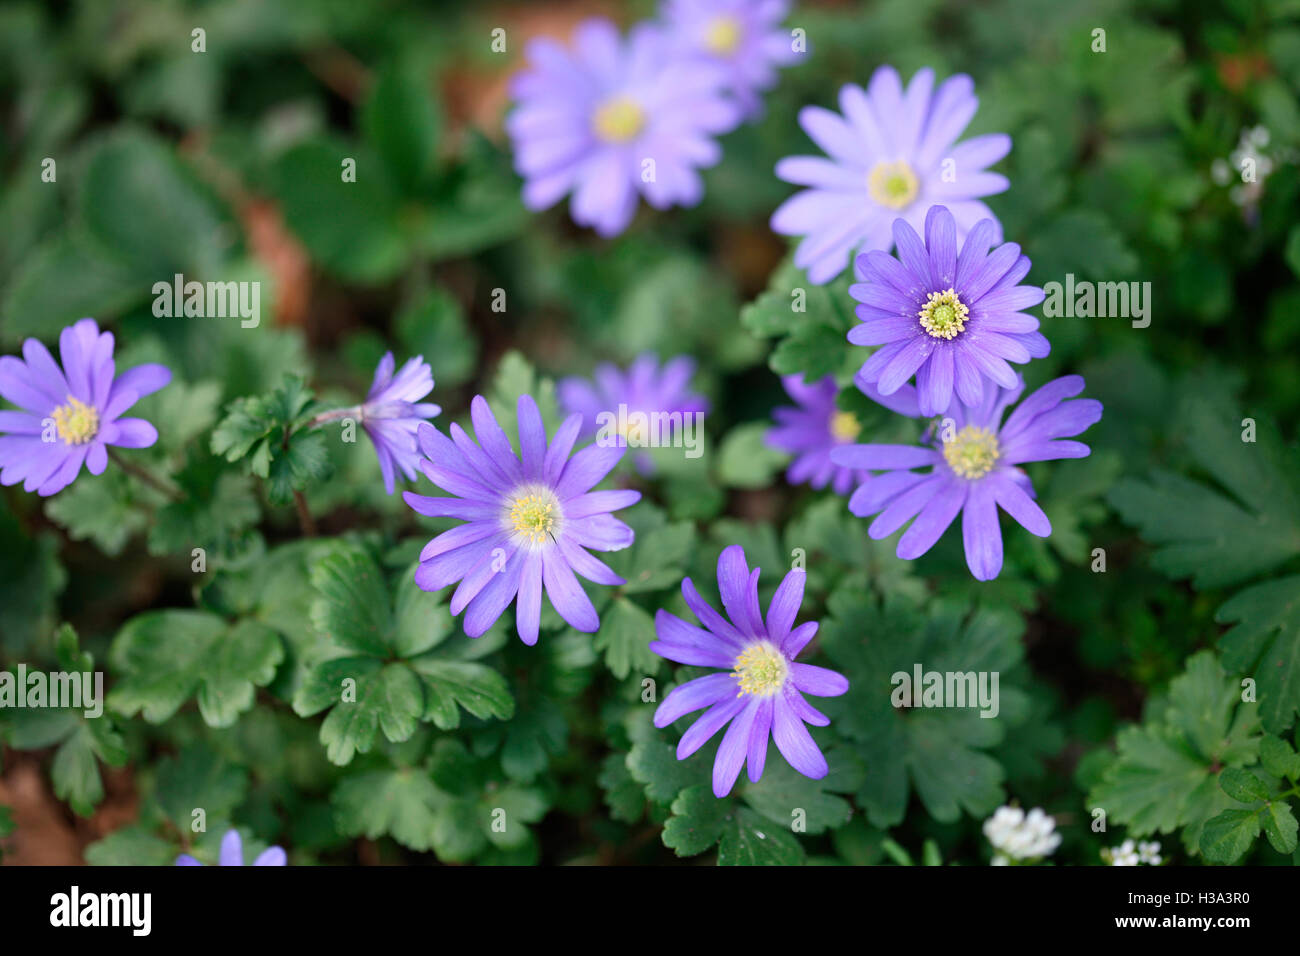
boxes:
[662,0,804,118]
[404,394,641,645]
[850,204,1049,417]
[557,353,708,474]
[651,545,849,797]
[507,18,742,238]
[765,374,871,496]
[0,318,170,496]
[771,65,1011,284]
[829,375,1103,581]
[359,352,440,495]
[176,829,287,866]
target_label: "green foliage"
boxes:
[292,541,513,765]
[1087,652,1266,858]
[2,0,1294,870]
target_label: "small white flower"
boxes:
[983,804,1061,862]
[1138,841,1162,865]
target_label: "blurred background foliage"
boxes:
[0,0,1299,865]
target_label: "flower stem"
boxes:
[109,450,183,501]
[307,406,362,428]
[293,489,317,537]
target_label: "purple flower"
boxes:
[829,375,1103,581]
[176,829,287,866]
[662,0,804,118]
[361,352,440,495]
[651,545,849,797]
[557,353,709,474]
[507,18,742,237]
[765,374,871,496]
[0,318,171,496]
[404,394,641,645]
[850,205,1049,417]
[771,66,1011,284]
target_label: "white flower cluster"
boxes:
[984,805,1061,865]
[1104,839,1162,866]
[1210,126,1295,214]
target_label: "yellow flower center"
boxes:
[943,426,1001,480]
[507,486,561,546]
[732,641,789,697]
[704,15,743,55]
[593,96,646,144]
[51,396,100,445]
[830,410,861,443]
[867,160,919,209]
[918,288,969,340]
[618,417,648,444]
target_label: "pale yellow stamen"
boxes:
[867,160,919,209]
[51,396,99,445]
[732,641,789,697]
[593,96,646,144]
[704,16,742,55]
[943,426,1000,480]
[918,288,969,340]
[830,410,861,443]
[507,486,561,546]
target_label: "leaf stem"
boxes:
[109,450,184,501]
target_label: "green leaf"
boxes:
[408,658,514,730]
[662,784,805,864]
[1263,800,1299,855]
[741,754,859,835]
[1200,809,1261,864]
[1219,767,1270,803]
[1109,400,1300,589]
[333,767,440,852]
[78,129,228,279]
[0,504,66,656]
[2,234,142,343]
[1088,651,1261,855]
[361,55,441,193]
[268,137,408,283]
[601,504,696,595]
[309,541,397,656]
[109,610,284,727]
[820,595,1025,825]
[1259,735,1300,781]
[598,753,645,824]
[211,375,329,504]
[154,747,248,832]
[716,422,788,489]
[1216,577,1300,733]
[5,627,126,817]
[395,286,478,389]
[84,825,176,866]
[662,785,729,856]
[592,597,660,680]
[294,659,424,765]
[44,469,151,556]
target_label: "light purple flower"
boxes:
[651,545,849,797]
[507,18,742,237]
[0,318,170,496]
[404,394,641,645]
[771,65,1011,284]
[765,374,871,496]
[662,0,804,118]
[176,829,287,866]
[829,375,1103,581]
[557,353,708,474]
[361,352,440,495]
[850,205,1049,417]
